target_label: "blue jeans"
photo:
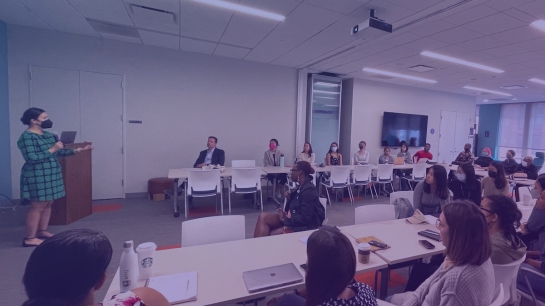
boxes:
[275,294,305,306]
[517,263,545,302]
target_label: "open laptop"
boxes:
[394,157,405,165]
[417,158,429,164]
[242,263,303,293]
[60,131,77,144]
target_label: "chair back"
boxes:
[330,166,351,184]
[319,198,328,224]
[353,165,373,183]
[492,254,526,304]
[489,283,504,306]
[231,167,261,190]
[187,169,221,196]
[517,266,545,306]
[390,191,414,207]
[518,186,532,200]
[412,163,427,179]
[377,164,394,180]
[355,204,395,225]
[181,215,245,247]
[232,160,256,167]
[534,152,544,171]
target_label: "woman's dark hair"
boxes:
[424,165,449,200]
[508,150,515,157]
[305,227,355,306]
[383,146,391,153]
[270,138,279,146]
[460,163,478,190]
[484,194,522,249]
[328,142,339,154]
[22,229,113,306]
[490,162,507,191]
[21,108,45,126]
[443,201,491,266]
[295,161,316,177]
[302,142,313,157]
[359,141,366,147]
[399,141,408,152]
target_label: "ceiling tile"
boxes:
[491,26,545,44]
[500,52,545,64]
[328,15,366,33]
[517,0,545,20]
[410,20,456,37]
[349,0,417,24]
[402,37,450,52]
[304,0,368,14]
[17,0,99,36]
[239,0,301,16]
[458,51,495,62]
[462,13,527,35]
[99,32,142,44]
[429,27,483,44]
[138,30,179,49]
[376,32,422,49]
[442,4,498,25]
[0,0,52,30]
[502,8,540,24]
[432,44,473,56]
[68,0,133,26]
[179,37,217,55]
[213,44,251,59]
[219,13,278,48]
[180,1,232,41]
[517,37,545,51]
[286,3,344,28]
[482,44,529,58]
[454,35,509,51]
[125,0,179,35]
[521,59,545,68]
[484,0,535,12]
[383,0,446,11]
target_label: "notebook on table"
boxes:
[242,263,303,293]
[146,271,197,304]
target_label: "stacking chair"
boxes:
[354,204,395,225]
[372,164,394,196]
[492,255,525,305]
[352,165,376,199]
[517,266,545,306]
[403,163,427,190]
[181,215,245,247]
[229,167,263,213]
[321,166,354,206]
[319,197,328,225]
[489,284,504,306]
[186,169,223,219]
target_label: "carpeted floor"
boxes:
[0,189,409,306]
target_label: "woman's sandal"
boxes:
[37,230,53,239]
[23,237,43,247]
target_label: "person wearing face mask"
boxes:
[448,164,481,205]
[379,146,394,164]
[474,147,494,168]
[481,162,509,198]
[353,141,370,165]
[452,143,475,165]
[502,149,518,175]
[515,156,539,180]
[325,142,343,166]
[530,174,545,199]
[18,108,92,247]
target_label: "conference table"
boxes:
[105,218,444,304]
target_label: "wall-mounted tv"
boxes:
[381,112,428,147]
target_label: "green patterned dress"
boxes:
[18,131,75,201]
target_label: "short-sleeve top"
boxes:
[319,282,378,306]
[17,131,74,201]
[102,291,145,306]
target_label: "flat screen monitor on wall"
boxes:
[381,112,428,147]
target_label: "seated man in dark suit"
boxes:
[193,136,225,168]
[515,156,538,180]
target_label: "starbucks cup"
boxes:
[136,242,157,280]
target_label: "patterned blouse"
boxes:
[320,282,377,306]
[454,151,475,164]
[329,154,340,166]
[102,291,145,306]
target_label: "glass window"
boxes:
[498,104,526,148]
[528,102,545,151]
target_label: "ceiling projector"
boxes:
[351,9,392,39]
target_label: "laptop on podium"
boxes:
[242,263,303,293]
[60,131,77,144]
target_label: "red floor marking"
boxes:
[92,203,122,213]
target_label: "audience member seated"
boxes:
[474,147,494,168]
[531,174,545,199]
[515,156,539,180]
[502,150,518,175]
[481,195,526,263]
[353,141,370,165]
[326,142,343,166]
[448,164,481,205]
[396,141,413,191]
[390,201,494,306]
[193,136,225,168]
[22,229,169,306]
[413,143,433,163]
[413,165,450,214]
[451,143,475,165]
[254,161,324,237]
[379,146,394,164]
[517,190,545,300]
[273,227,377,306]
[297,142,315,164]
[264,138,287,192]
[481,162,509,197]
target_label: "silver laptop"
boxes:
[60,131,77,144]
[242,263,304,293]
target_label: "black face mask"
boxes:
[359,145,364,150]
[39,119,53,129]
[488,171,497,178]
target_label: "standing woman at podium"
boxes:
[18,108,92,247]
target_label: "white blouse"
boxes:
[297,152,315,164]
[354,151,370,165]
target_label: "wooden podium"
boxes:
[49,142,93,225]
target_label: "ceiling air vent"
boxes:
[407,65,436,72]
[87,19,140,38]
[130,4,176,23]
[500,85,527,90]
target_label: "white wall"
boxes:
[8,25,298,197]
[347,79,476,164]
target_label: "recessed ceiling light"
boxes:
[193,0,285,21]
[362,68,437,83]
[421,51,504,73]
[529,78,545,85]
[463,86,512,96]
[407,65,436,72]
[530,20,545,32]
